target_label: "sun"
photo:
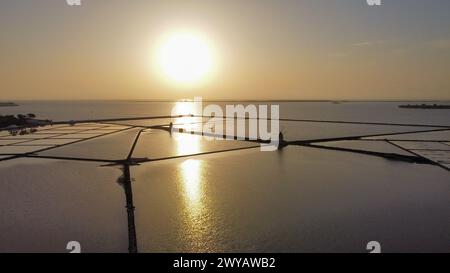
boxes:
[156,30,215,85]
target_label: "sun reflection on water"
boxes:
[172,101,203,133]
[177,158,214,251]
[173,100,205,210]
[172,100,219,251]
[180,159,203,205]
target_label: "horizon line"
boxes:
[2,99,450,103]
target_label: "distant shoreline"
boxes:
[399,104,450,109]
[0,102,18,107]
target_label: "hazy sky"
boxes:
[1,0,449,100]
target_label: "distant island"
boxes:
[0,102,18,107]
[399,104,450,109]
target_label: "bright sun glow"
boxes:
[157,31,214,85]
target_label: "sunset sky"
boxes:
[1,0,449,100]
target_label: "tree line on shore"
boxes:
[0,114,54,136]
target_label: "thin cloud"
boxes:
[351,41,386,47]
